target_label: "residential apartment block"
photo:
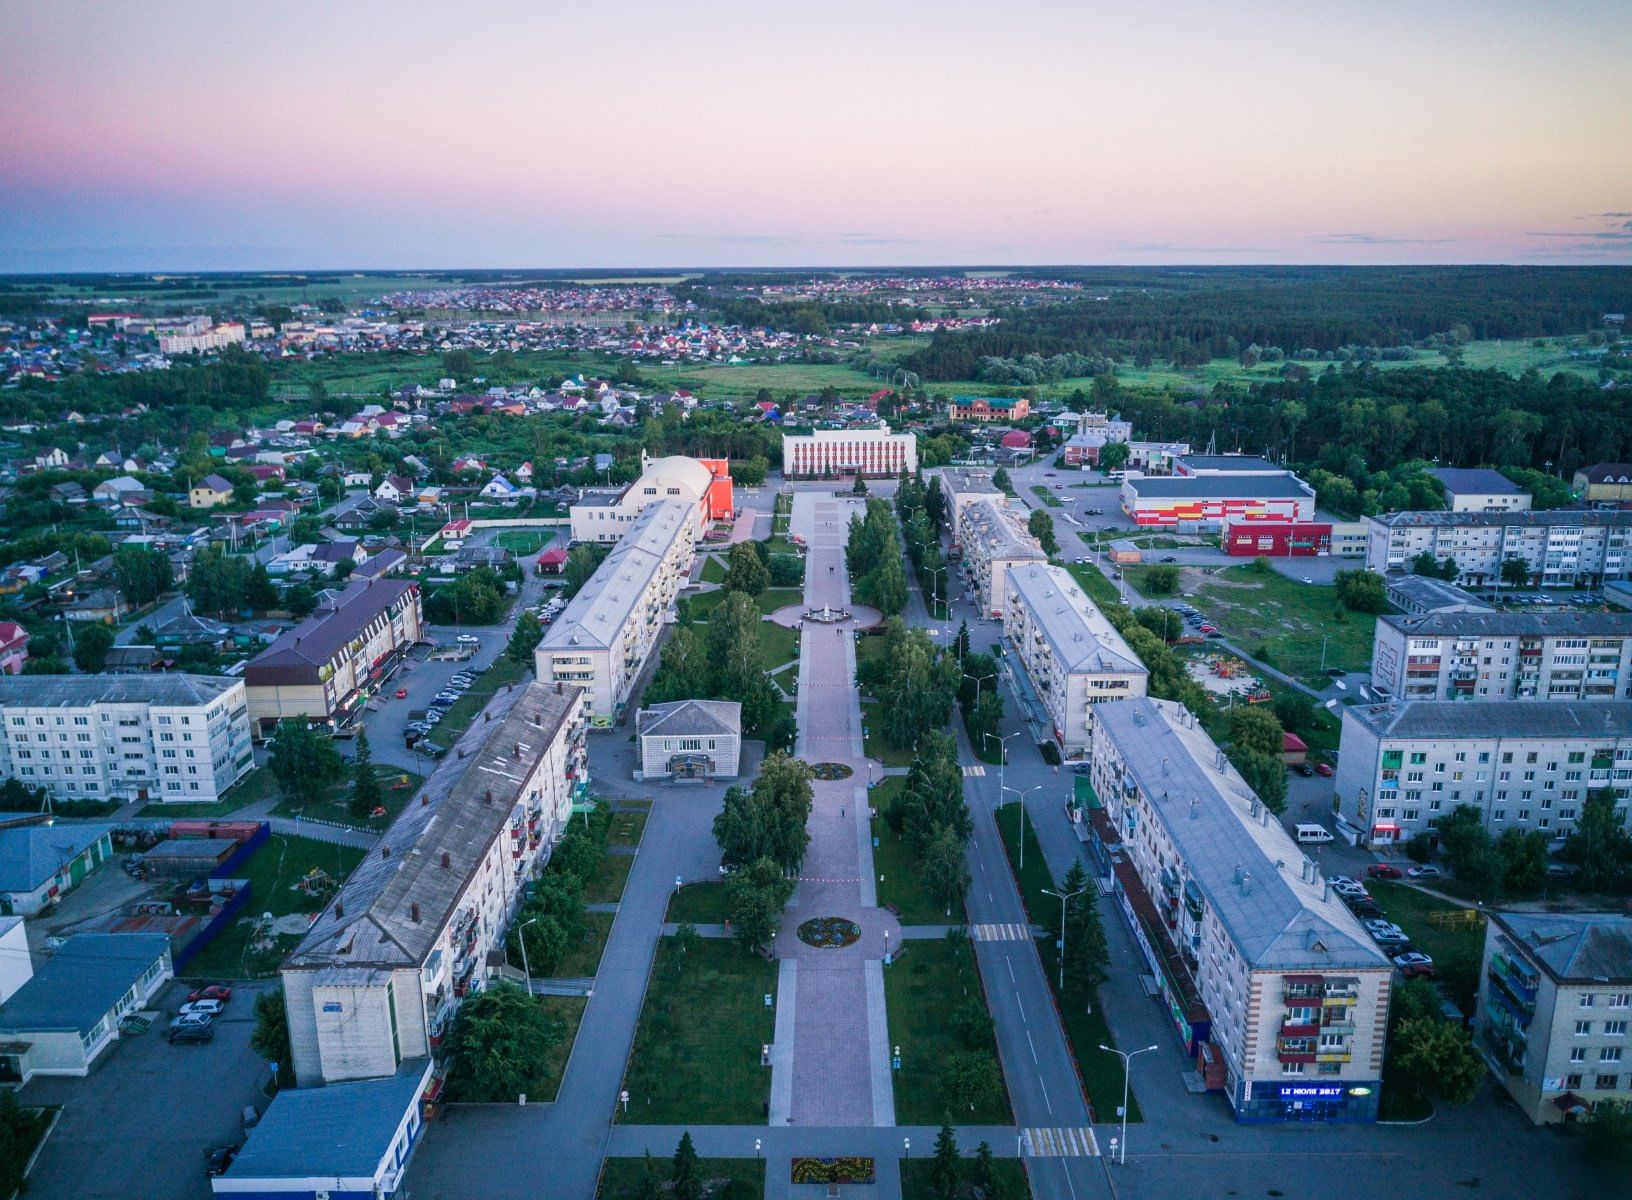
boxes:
[244,578,424,735]
[0,675,253,805]
[1364,510,1632,588]
[1087,698,1392,1123]
[1371,611,1632,701]
[1476,911,1632,1123]
[781,423,917,479]
[957,497,1046,617]
[281,681,587,1086]
[567,453,732,543]
[1333,700,1632,847]
[536,499,697,723]
[1002,563,1147,753]
[937,467,1005,545]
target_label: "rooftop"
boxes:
[1380,610,1632,639]
[0,674,238,710]
[226,1058,432,1182]
[1492,911,1632,983]
[245,578,418,684]
[637,698,741,740]
[1578,463,1632,485]
[0,823,113,893]
[1371,509,1632,530]
[962,497,1046,563]
[938,467,1003,498]
[1344,699,1632,741]
[541,501,691,653]
[1094,697,1388,971]
[1126,473,1314,501]
[285,681,582,972]
[1177,454,1282,473]
[0,933,169,1034]
[1382,573,1493,613]
[1005,563,1146,675]
[1428,467,1528,497]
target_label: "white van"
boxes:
[1295,823,1334,845]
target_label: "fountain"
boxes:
[803,602,850,624]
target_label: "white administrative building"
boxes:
[782,422,917,479]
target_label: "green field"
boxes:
[884,935,1013,1125]
[619,937,778,1123]
[1366,882,1487,1013]
[598,1157,764,1200]
[585,852,634,905]
[538,995,588,1102]
[667,882,731,924]
[269,764,424,828]
[759,621,800,672]
[1029,485,1063,508]
[494,529,548,554]
[1191,565,1378,686]
[870,814,951,924]
[860,701,916,767]
[699,555,728,584]
[556,912,616,979]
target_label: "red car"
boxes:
[187,984,233,1004]
[1315,763,1334,777]
[1365,864,1402,880]
[395,688,408,699]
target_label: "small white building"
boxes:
[1428,468,1533,514]
[636,700,742,781]
[0,916,32,1003]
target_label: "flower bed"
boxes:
[791,1157,875,1185]
[796,916,862,948]
[810,762,854,781]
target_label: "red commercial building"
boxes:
[1221,519,1333,557]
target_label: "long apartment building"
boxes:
[958,497,1045,617]
[1088,698,1392,1123]
[245,577,424,736]
[1002,562,1147,753]
[1364,510,1632,588]
[0,675,253,805]
[281,681,588,1086]
[938,467,1005,544]
[781,422,917,479]
[1371,611,1632,701]
[1333,700,1632,848]
[1476,911,1632,1124]
[536,499,697,723]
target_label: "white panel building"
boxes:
[1364,510,1632,588]
[959,497,1046,617]
[1371,611,1632,701]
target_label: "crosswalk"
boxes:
[962,764,987,777]
[1020,1127,1099,1157]
[970,922,1032,942]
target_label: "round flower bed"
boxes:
[810,762,854,781]
[797,916,862,949]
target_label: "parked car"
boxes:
[1315,763,1334,777]
[1407,865,1443,879]
[1159,556,1177,563]
[1329,877,1368,897]
[1364,921,1409,945]
[205,1146,239,1177]
[1325,667,1346,678]
[1300,576,1314,584]
[456,634,480,646]
[1365,864,1402,880]
[179,999,225,1017]
[169,1021,214,1045]
[1347,901,1386,921]
[1391,950,1435,978]
[186,984,232,1004]
[394,687,409,699]
[417,741,447,759]
[1296,763,1314,777]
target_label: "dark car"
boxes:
[205,1145,239,1177]
[1296,763,1314,777]
[1159,556,1177,563]
[416,740,448,759]
[1325,667,1346,678]
[169,1022,214,1045]
[1347,901,1386,921]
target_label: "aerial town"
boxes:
[3,5,1632,1200]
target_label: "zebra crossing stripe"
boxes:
[1021,1127,1098,1157]
[962,764,986,777]
[971,922,1031,942]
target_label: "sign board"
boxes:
[1274,1084,1344,1100]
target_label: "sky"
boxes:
[1,0,1630,272]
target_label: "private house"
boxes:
[189,474,235,509]
[0,623,27,675]
[1574,463,1632,508]
[636,699,742,780]
[375,475,416,504]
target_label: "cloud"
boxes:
[1308,233,1451,246]
[1527,229,1632,241]
[837,233,930,247]
[652,231,928,248]
[1597,211,1632,218]
[1113,240,1271,253]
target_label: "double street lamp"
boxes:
[1097,1043,1158,1165]
[1000,784,1042,869]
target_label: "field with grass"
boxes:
[598,1157,764,1200]
[1062,561,1124,611]
[1029,485,1063,508]
[884,934,1013,1125]
[870,785,952,924]
[1366,881,1487,1013]
[688,587,802,620]
[619,937,777,1123]
[585,853,634,905]
[860,701,916,767]
[699,555,728,585]
[494,529,549,554]
[556,912,615,978]
[902,1157,1030,1200]
[182,835,367,979]
[1190,565,1377,686]
[667,882,730,924]
[537,995,588,1102]
[269,764,423,828]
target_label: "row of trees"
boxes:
[857,619,961,753]
[895,474,950,613]
[186,544,279,617]
[645,592,795,751]
[1431,792,1632,899]
[713,753,814,950]
[884,732,973,912]
[506,806,608,978]
[424,566,511,625]
[845,499,908,616]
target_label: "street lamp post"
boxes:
[1319,633,1331,674]
[1000,783,1042,869]
[962,670,995,704]
[755,1138,762,1162]
[903,1137,910,1159]
[1041,884,1086,991]
[516,916,539,983]
[984,730,1022,812]
[1097,1043,1158,1164]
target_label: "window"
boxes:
[1577,1020,1593,1036]
[1582,994,1597,1008]
[1572,1048,1588,1064]
[1602,1047,1623,1064]
[1610,995,1631,1010]
[1566,1073,1583,1089]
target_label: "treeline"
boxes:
[5,350,271,430]
[902,266,1631,379]
[710,297,935,336]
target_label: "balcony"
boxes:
[1276,1037,1317,1064]
[1481,1024,1526,1075]
[1489,951,1539,1008]
[1283,975,1325,1004]
[1279,1019,1320,1038]
[1316,1049,1353,1064]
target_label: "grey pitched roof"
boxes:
[1492,912,1632,984]
[1095,698,1387,971]
[637,699,741,740]
[0,823,113,893]
[962,498,1046,562]
[1345,699,1632,741]
[1371,509,1632,529]
[245,578,417,684]
[0,933,168,1034]
[285,681,582,972]
[1126,473,1313,500]
[226,1058,432,1181]
[937,467,1003,497]
[541,501,690,653]
[1383,573,1492,613]
[1176,454,1281,473]
[1005,563,1145,675]
[0,674,236,709]
[1380,610,1632,639]
[1428,467,1528,496]
[200,474,234,492]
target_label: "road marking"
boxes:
[971,922,1031,941]
[1038,1076,1052,1113]
[1006,959,1016,983]
[962,764,986,777]
[1020,1126,1097,1156]
[1026,1029,1038,1062]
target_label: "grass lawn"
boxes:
[1367,881,1487,1013]
[884,935,1013,1125]
[668,882,731,924]
[994,804,1140,1122]
[871,827,952,927]
[138,765,282,819]
[433,654,531,745]
[1029,485,1063,508]
[585,853,634,905]
[182,835,367,979]
[854,632,888,687]
[1062,561,1124,611]
[607,804,649,847]
[537,995,588,1102]
[598,1157,764,1200]
[860,702,916,767]
[1192,565,1378,686]
[700,555,728,584]
[619,937,777,1123]
[759,620,800,672]
[494,530,547,554]
[689,586,802,620]
[902,1158,1030,1200]
[270,765,423,828]
[556,912,615,978]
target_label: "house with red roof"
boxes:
[0,623,28,675]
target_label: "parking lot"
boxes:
[20,979,273,1200]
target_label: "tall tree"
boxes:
[506,611,544,664]
[72,623,115,673]
[349,729,382,818]
[268,718,344,808]
[442,981,564,1102]
[1027,507,1059,557]
[1061,861,1109,992]
[931,1123,960,1200]
[705,591,764,701]
[725,855,794,951]
[671,1132,702,1200]
[721,541,770,597]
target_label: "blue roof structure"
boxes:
[0,933,168,1034]
[226,1059,432,1182]
[0,823,112,894]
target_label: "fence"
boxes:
[173,880,254,973]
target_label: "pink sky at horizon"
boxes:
[2,0,1629,271]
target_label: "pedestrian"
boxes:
[841,805,845,817]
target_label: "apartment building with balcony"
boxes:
[1364,510,1632,588]
[1087,697,1392,1123]
[937,467,1005,545]
[1372,611,1632,701]
[536,499,697,723]
[1002,563,1146,753]
[959,497,1046,617]
[280,680,587,1086]
[0,675,253,806]
[1333,700,1632,847]
[1475,911,1632,1123]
